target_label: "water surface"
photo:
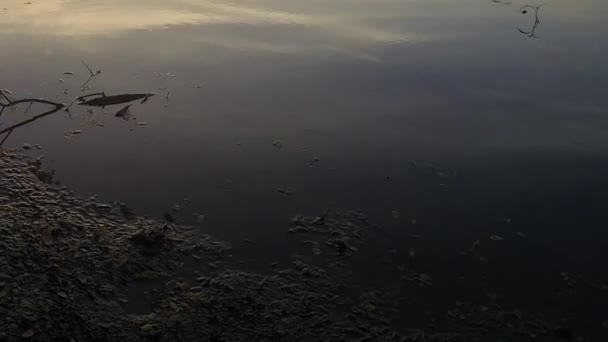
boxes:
[2,0,608,336]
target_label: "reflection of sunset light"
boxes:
[1,0,604,56]
[0,0,425,44]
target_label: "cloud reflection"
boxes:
[0,0,426,47]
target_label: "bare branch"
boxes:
[0,91,66,146]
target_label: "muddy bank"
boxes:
[0,151,586,341]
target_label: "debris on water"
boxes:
[287,211,370,257]
[311,242,322,255]
[34,144,42,149]
[141,93,152,104]
[22,143,31,150]
[418,273,433,287]
[470,238,480,253]
[516,231,527,239]
[77,93,154,107]
[72,130,82,135]
[409,248,416,257]
[63,72,74,75]
[137,122,147,126]
[21,330,35,338]
[272,141,283,148]
[391,210,400,219]
[489,235,504,241]
[276,188,291,195]
[115,105,131,118]
[409,160,457,183]
[194,213,206,223]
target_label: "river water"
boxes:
[1,0,608,337]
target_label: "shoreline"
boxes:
[0,150,583,341]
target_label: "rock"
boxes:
[21,330,35,338]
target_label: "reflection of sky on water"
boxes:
[2,1,608,333]
[0,0,607,243]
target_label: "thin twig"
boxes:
[0,129,13,146]
[0,104,64,139]
[81,59,94,76]
[1,98,66,108]
[0,90,13,104]
[24,101,34,114]
[79,59,102,90]
[519,4,545,38]
[0,93,65,146]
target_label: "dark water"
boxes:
[2,0,608,336]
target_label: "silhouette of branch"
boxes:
[0,89,65,147]
[79,59,102,91]
[519,4,545,38]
